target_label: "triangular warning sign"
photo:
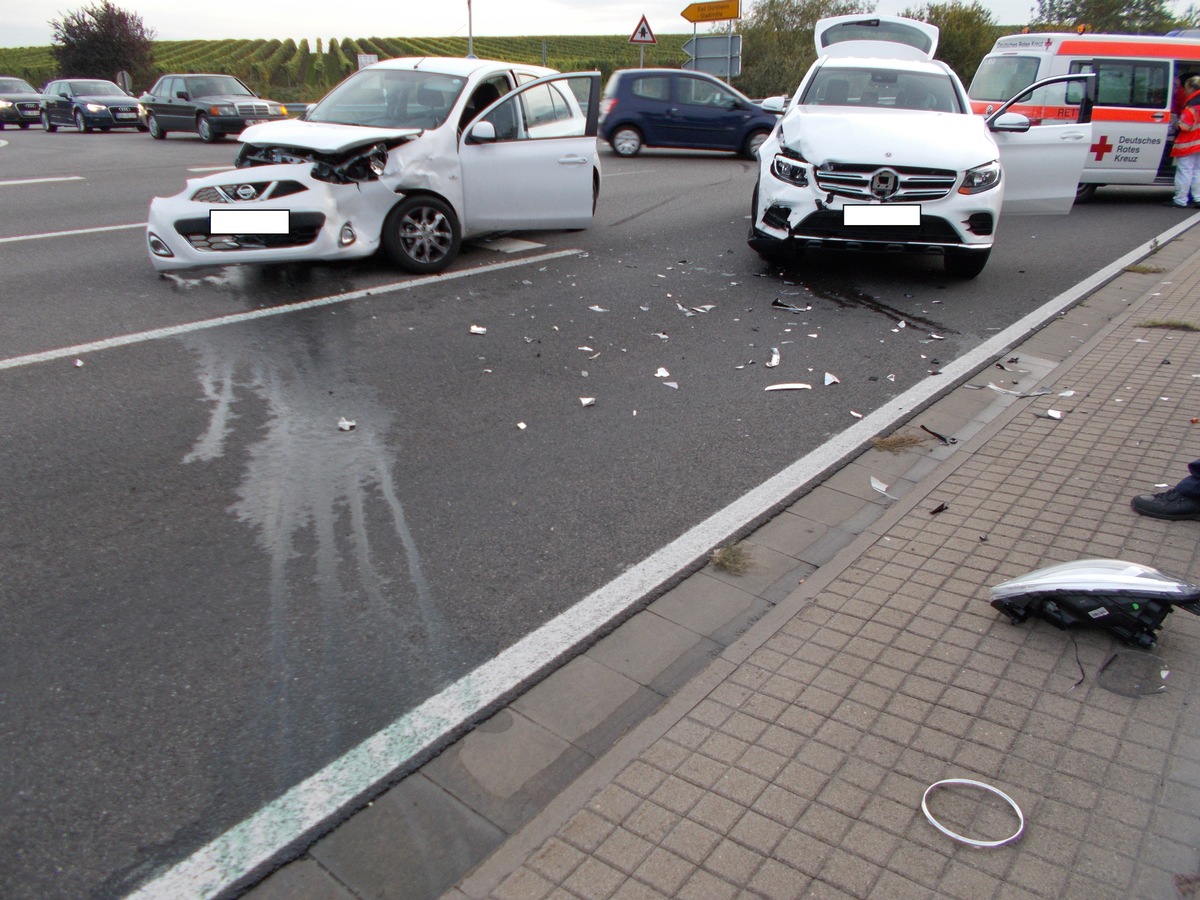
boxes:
[629,15,657,44]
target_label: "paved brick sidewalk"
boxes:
[453,231,1200,899]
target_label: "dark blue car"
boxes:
[599,68,778,159]
[39,78,144,133]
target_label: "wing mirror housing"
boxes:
[468,120,497,143]
[760,95,787,114]
[989,112,1031,133]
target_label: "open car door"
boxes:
[989,73,1095,215]
[458,72,601,232]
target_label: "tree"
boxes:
[50,1,154,84]
[1035,0,1175,33]
[737,0,876,99]
[901,1,998,84]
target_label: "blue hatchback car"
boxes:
[599,68,778,159]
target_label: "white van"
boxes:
[969,32,1200,200]
[750,16,1094,278]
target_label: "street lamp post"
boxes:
[467,0,474,57]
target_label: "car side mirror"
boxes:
[989,111,1031,133]
[760,95,787,114]
[175,91,189,101]
[468,120,497,143]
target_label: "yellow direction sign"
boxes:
[681,0,740,23]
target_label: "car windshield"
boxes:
[801,67,961,112]
[307,68,468,129]
[68,80,125,97]
[188,76,255,98]
[0,78,36,93]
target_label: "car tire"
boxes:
[136,124,148,133]
[197,114,222,143]
[18,122,29,129]
[41,111,56,133]
[610,125,643,157]
[944,247,990,278]
[1074,182,1098,204]
[742,129,770,160]
[380,195,462,274]
[74,110,91,133]
[147,114,167,140]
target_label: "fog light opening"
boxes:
[147,232,174,258]
[339,223,356,247]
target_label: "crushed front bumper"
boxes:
[146,163,398,272]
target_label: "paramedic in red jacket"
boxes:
[1171,75,1200,208]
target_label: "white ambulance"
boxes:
[968,31,1200,201]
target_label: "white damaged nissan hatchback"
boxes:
[749,15,1095,278]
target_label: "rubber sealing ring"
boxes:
[921,778,1024,848]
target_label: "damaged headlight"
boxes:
[959,160,1001,195]
[770,152,809,187]
[312,142,392,184]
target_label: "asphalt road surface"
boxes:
[0,126,1185,898]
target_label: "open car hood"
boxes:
[239,118,422,153]
[779,107,995,170]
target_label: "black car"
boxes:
[0,76,43,129]
[138,74,289,142]
[599,68,779,159]
[39,79,144,132]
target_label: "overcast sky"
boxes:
[3,0,1054,49]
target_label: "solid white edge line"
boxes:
[0,249,583,372]
[0,175,85,187]
[0,222,145,245]
[124,215,1198,899]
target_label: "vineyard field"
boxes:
[0,34,701,102]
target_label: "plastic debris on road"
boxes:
[580,397,596,407]
[469,325,487,335]
[765,383,812,391]
[825,372,840,385]
[337,418,356,432]
[766,348,781,368]
[772,298,812,313]
[655,367,670,378]
[871,476,897,499]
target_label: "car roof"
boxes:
[369,57,556,78]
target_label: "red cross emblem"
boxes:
[1090,135,1113,161]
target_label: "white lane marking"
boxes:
[119,215,1199,899]
[0,222,145,245]
[0,248,583,373]
[0,175,84,186]
[188,165,236,172]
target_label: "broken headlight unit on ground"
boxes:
[990,559,1200,648]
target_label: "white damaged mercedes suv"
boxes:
[749,16,1095,278]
